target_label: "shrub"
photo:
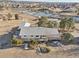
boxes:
[7,13,12,20]
[40,47,50,53]
[11,38,23,46]
[11,39,17,45]
[30,39,38,49]
[31,40,38,45]
[62,33,74,44]
[15,14,19,20]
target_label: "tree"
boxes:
[37,16,58,28]
[30,39,38,49]
[59,17,75,32]
[47,21,53,28]
[15,14,19,20]
[62,33,74,44]
[51,21,58,28]
[47,21,58,28]
[77,8,79,15]
[67,18,75,31]
[59,19,66,30]
[7,13,12,20]
[11,37,23,46]
[37,16,48,27]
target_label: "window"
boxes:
[24,35,27,37]
[41,35,46,38]
[42,35,46,37]
[41,35,46,37]
[36,35,39,37]
[31,35,33,37]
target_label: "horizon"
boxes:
[14,0,79,2]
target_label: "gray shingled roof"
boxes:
[19,27,59,36]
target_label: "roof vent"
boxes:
[24,23,31,27]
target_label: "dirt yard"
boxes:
[0,7,37,35]
[0,16,37,35]
[0,45,79,58]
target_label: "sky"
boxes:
[15,0,79,2]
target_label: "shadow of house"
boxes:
[0,32,13,49]
[11,26,20,38]
[74,37,79,44]
[0,27,19,49]
[10,26,19,34]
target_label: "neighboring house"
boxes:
[60,7,77,16]
[19,27,60,42]
[64,7,77,12]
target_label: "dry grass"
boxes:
[0,7,37,35]
[0,18,36,35]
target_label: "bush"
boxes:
[62,33,74,44]
[11,39,23,46]
[40,47,50,53]
[30,40,38,49]
[11,39,17,45]
[30,40,38,45]
[7,13,12,20]
[15,14,19,20]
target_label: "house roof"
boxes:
[19,21,31,29]
[63,7,77,12]
[19,27,59,36]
